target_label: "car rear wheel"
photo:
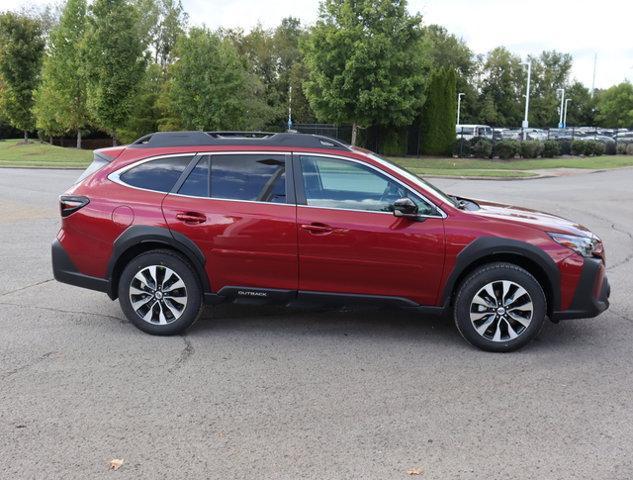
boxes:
[454,262,546,352]
[118,249,203,335]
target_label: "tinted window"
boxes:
[300,156,436,214]
[120,156,192,192]
[210,154,286,203]
[178,156,210,197]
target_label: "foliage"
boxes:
[34,0,89,146]
[542,140,561,158]
[528,51,573,127]
[117,63,163,143]
[468,137,492,159]
[519,140,543,159]
[302,0,431,144]
[0,13,45,137]
[595,82,633,128]
[425,24,477,124]
[584,140,605,156]
[134,0,188,68]
[84,0,146,140]
[420,68,456,155]
[476,47,524,126]
[564,81,596,126]
[571,140,587,156]
[494,139,520,159]
[380,127,408,156]
[168,27,272,130]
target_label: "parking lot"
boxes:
[1,167,632,479]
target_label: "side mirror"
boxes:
[392,197,419,218]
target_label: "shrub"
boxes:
[520,140,543,159]
[469,137,492,158]
[559,139,571,155]
[542,140,561,158]
[627,143,633,155]
[571,140,588,156]
[591,141,605,156]
[604,141,616,155]
[494,139,520,159]
[616,143,627,155]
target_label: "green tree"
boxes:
[529,50,573,127]
[168,27,271,130]
[134,0,188,68]
[477,47,523,126]
[302,0,430,145]
[564,81,595,127]
[117,63,163,142]
[420,68,456,155]
[425,25,477,123]
[34,0,89,148]
[84,0,146,143]
[0,13,45,141]
[595,82,633,128]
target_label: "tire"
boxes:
[453,262,546,352]
[118,249,203,335]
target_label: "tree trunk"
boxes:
[112,136,117,146]
[49,136,53,145]
[77,130,82,149]
[23,131,28,143]
[351,122,358,146]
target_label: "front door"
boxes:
[162,152,298,293]
[295,154,445,306]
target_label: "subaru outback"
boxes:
[52,131,610,352]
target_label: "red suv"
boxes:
[52,132,610,351]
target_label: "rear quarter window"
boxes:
[119,156,193,192]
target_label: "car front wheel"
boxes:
[454,262,547,352]
[118,249,203,335]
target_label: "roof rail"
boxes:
[130,131,351,151]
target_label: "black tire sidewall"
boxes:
[118,250,202,335]
[454,263,546,352]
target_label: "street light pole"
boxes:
[456,92,465,126]
[563,98,571,128]
[522,61,532,141]
[556,88,565,128]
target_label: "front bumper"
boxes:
[552,257,610,321]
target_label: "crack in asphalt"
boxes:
[0,351,57,380]
[168,335,194,373]
[607,223,633,271]
[609,308,633,325]
[0,302,128,324]
[0,278,54,297]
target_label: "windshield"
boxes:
[365,152,457,207]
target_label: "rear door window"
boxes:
[119,156,193,192]
[211,154,287,203]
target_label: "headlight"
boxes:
[548,232,600,257]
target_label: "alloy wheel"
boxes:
[469,280,534,342]
[129,265,188,325]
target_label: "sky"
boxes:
[4,0,632,89]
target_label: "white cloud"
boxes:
[3,0,631,88]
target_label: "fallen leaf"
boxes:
[406,467,424,475]
[109,459,124,471]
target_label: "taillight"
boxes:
[60,195,90,217]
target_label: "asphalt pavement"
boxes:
[1,167,632,479]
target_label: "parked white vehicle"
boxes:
[456,124,493,141]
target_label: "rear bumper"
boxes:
[552,257,610,321]
[52,239,110,294]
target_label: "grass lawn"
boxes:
[388,155,633,177]
[0,138,92,168]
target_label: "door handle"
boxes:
[300,223,333,234]
[176,211,206,224]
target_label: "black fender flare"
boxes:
[440,237,560,312]
[107,225,210,298]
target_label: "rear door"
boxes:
[162,152,298,293]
